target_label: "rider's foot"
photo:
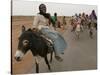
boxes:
[55,56,63,62]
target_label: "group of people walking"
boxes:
[70,10,97,39]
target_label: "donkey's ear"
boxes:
[27,28,32,31]
[22,25,26,33]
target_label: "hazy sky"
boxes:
[12,0,97,16]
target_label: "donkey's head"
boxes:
[14,26,34,61]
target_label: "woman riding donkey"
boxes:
[33,4,67,62]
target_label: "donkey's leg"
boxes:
[50,51,53,63]
[44,56,51,71]
[35,57,39,73]
[36,61,39,73]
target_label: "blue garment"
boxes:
[41,28,67,54]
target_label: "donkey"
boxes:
[14,26,54,73]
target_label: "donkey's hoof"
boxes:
[49,69,52,72]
